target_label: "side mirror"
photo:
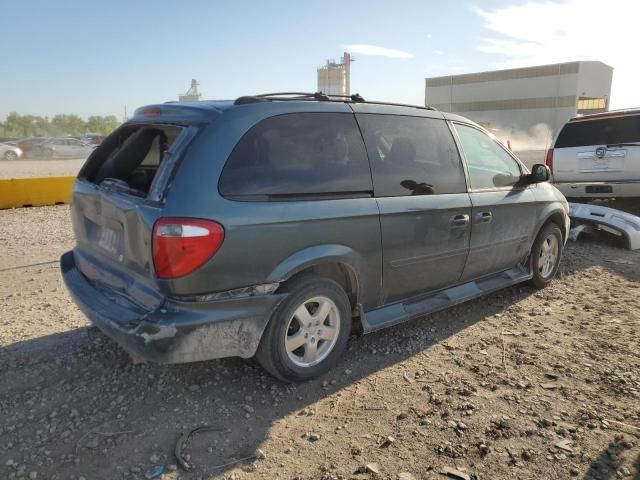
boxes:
[529,163,550,184]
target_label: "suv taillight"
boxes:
[545,148,554,173]
[152,218,225,279]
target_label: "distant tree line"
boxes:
[0,112,121,138]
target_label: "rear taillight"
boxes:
[545,148,554,174]
[152,218,225,279]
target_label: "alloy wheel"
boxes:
[284,296,340,368]
[538,234,559,278]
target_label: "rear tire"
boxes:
[529,223,563,289]
[256,275,351,382]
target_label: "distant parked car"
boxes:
[548,109,640,198]
[37,137,96,158]
[81,134,105,145]
[0,142,23,160]
[14,137,47,156]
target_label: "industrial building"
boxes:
[425,61,613,146]
[179,79,202,102]
[317,52,353,96]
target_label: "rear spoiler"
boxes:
[570,108,640,122]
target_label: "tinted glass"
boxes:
[219,113,372,198]
[357,114,466,196]
[555,115,640,148]
[455,124,522,190]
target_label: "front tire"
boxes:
[529,223,563,289]
[256,275,352,382]
[4,151,17,161]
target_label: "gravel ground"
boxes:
[0,159,85,179]
[0,205,638,480]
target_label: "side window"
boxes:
[140,126,182,166]
[357,114,467,196]
[455,124,522,190]
[219,113,372,198]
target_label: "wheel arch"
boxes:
[266,244,364,314]
[536,206,569,243]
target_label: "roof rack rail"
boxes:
[362,100,437,111]
[234,92,328,105]
[233,91,437,110]
[255,92,325,99]
[250,91,365,102]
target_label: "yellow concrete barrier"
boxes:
[0,176,75,209]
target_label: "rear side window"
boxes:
[555,115,640,148]
[356,114,467,196]
[219,113,373,199]
[140,127,183,166]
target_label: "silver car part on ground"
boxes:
[569,203,640,250]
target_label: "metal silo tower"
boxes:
[317,52,354,96]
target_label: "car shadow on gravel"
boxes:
[584,440,640,480]
[0,282,538,479]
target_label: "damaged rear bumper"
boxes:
[569,203,640,250]
[61,251,286,363]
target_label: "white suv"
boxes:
[547,109,640,198]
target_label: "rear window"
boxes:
[219,113,373,199]
[555,115,640,148]
[79,124,184,196]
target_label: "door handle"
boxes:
[474,211,493,223]
[449,214,470,227]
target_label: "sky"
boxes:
[1,0,638,121]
